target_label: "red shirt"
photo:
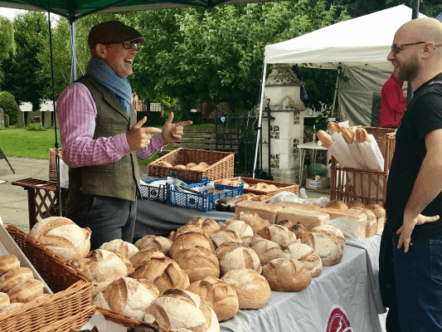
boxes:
[379,74,406,128]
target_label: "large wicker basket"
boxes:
[49,148,63,181]
[215,177,299,196]
[148,148,235,180]
[0,224,92,332]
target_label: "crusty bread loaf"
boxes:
[113,253,134,275]
[280,243,322,278]
[0,302,22,312]
[213,242,245,261]
[0,255,20,276]
[349,208,377,238]
[186,162,197,169]
[328,122,341,134]
[276,208,330,231]
[325,200,348,211]
[99,239,139,260]
[320,208,368,222]
[8,279,44,303]
[0,292,9,311]
[312,224,345,251]
[217,246,261,276]
[169,232,215,260]
[129,248,166,270]
[274,201,321,211]
[276,220,310,238]
[346,200,365,209]
[187,276,239,322]
[219,217,241,231]
[134,235,172,256]
[308,231,343,266]
[186,217,221,237]
[356,128,371,143]
[250,236,283,265]
[221,269,270,309]
[365,203,386,234]
[92,281,111,297]
[28,217,91,262]
[222,220,253,246]
[235,201,282,223]
[236,212,271,234]
[341,127,355,144]
[262,258,312,292]
[174,247,220,283]
[210,229,242,248]
[0,267,34,293]
[129,257,189,294]
[75,249,127,283]
[92,292,111,311]
[257,224,297,247]
[317,130,334,148]
[137,279,160,298]
[144,289,219,332]
[174,164,186,169]
[156,161,172,168]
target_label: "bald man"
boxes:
[382,18,442,332]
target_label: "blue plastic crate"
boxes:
[167,180,244,212]
[139,173,205,203]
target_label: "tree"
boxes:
[0,91,19,125]
[0,16,15,86]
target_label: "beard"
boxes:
[395,53,420,82]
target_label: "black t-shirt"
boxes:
[386,73,442,241]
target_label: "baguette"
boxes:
[341,126,355,144]
[327,122,341,134]
[317,130,334,148]
[355,128,372,143]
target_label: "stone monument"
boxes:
[0,108,4,129]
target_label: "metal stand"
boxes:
[0,148,15,174]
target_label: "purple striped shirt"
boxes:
[57,83,166,168]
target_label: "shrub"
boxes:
[0,91,19,126]
[26,122,47,131]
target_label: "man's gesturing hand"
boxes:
[397,214,440,253]
[161,112,193,144]
[126,116,162,151]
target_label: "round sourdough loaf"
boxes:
[169,232,215,260]
[312,224,345,251]
[325,199,348,210]
[0,267,34,293]
[280,243,322,278]
[76,249,128,283]
[214,242,245,261]
[250,236,282,265]
[134,235,172,256]
[185,217,221,237]
[237,212,271,234]
[129,248,165,270]
[210,229,242,248]
[0,292,9,311]
[219,217,241,231]
[223,221,253,246]
[28,217,91,262]
[129,256,189,294]
[217,246,261,275]
[8,279,44,303]
[186,162,197,169]
[187,276,239,322]
[308,226,344,266]
[92,281,111,297]
[99,239,139,260]
[174,164,186,169]
[221,269,270,309]
[277,220,310,238]
[257,225,297,247]
[113,253,135,275]
[262,258,312,292]
[346,200,365,209]
[0,255,20,276]
[173,247,220,283]
[144,289,219,332]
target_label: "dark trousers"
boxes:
[66,191,137,250]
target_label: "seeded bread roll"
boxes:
[99,239,139,260]
[217,246,261,276]
[0,293,9,311]
[280,243,322,278]
[129,248,166,270]
[8,279,44,303]
[346,200,365,209]
[0,255,20,276]
[0,267,34,293]
[221,269,270,309]
[173,247,220,283]
[325,200,348,211]
[210,229,242,249]
[169,232,215,260]
[262,258,312,292]
[250,236,283,265]
[257,224,297,247]
[134,235,172,256]
[187,276,239,322]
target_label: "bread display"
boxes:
[235,201,283,223]
[216,246,261,276]
[276,207,330,231]
[250,236,283,265]
[0,293,9,311]
[262,258,312,292]
[173,247,220,283]
[257,225,297,247]
[280,243,322,278]
[99,239,139,260]
[346,200,365,209]
[0,255,20,276]
[187,276,239,322]
[236,212,271,234]
[129,248,166,270]
[221,269,271,309]
[210,229,242,248]
[134,235,172,256]
[144,289,219,332]
[28,217,91,262]
[222,220,254,246]
[325,200,348,210]
[365,203,386,233]
[0,267,34,293]
[169,232,215,260]
[8,279,44,303]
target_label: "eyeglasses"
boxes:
[122,41,138,51]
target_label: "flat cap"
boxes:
[88,21,145,49]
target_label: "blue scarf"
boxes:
[86,58,132,119]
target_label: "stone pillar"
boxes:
[18,111,24,127]
[0,108,4,129]
[4,114,9,127]
[261,64,305,184]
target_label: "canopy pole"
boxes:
[331,66,341,118]
[252,61,267,179]
[69,19,77,82]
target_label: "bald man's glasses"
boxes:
[391,42,427,55]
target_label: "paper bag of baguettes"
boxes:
[317,122,385,200]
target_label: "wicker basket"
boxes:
[148,148,234,180]
[49,148,63,181]
[215,177,299,196]
[0,224,92,332]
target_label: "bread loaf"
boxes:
[0,267,34,293]
[235,201,282,223]
[221,269,270,309]
[349,207,378,238]
[356,128,371,143]
[346,200,365,209]
[217,246,261,275]
[129,248,166,270]
[92,292,111,310]
[169,232,215,260]
[137,279,160,298]
[174,164,186,169]
[308,229,344,266]
[341,127,355,144]
[223,220,254,246]
[75,249,127,283]
[144,289,219,332]
[312,224,345,251]
[187,276,239,322]
[0,292,9,311]
[250,236,283,265]
[92,281,111,297]
[0,302,22,312]
[219,217,240,231]
[365,203,386,234]
[134,235,172,256]
[186,162,197,169]
[114,253,135,275]
[0,255,20,276]
[156,161,172,168]
[210,229,242,248]
[174,247,220,283]
[276,208,330,231]
[8,279,44,303]
[29,217,91,262]
[213,242,245,262]
[236,212,271,234]
[327,122,341,134]
[276,220,309,238]
[280,243,322,278]
[325,200,348,211]
[186,217,221,237]
[99,239,139,260]
[129,257,189,294]
[257,224,297,247]
[262,258,312,292]
[274,201,321,211]
[320,208,367,222]
[317,130,334,148]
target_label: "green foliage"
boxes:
[0,16,15,62]
[0,91,19,125]
[26,122,47,131]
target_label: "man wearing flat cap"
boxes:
[56,21,192,249]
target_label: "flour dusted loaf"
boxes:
[221,269,270,309]
[222,220,253,246]
[276,207,330,231]
[210,229,242,248]
[0,293,9,311]
[280,243,322,278]
[99,239,139,260]
[0,302,22,312]
[169,232,215,260]
[187,276,239,322]
[236,212,271,234]
[365,203,386,233]
[277,220,310,239]
[134,235,172,256]
[129,248,166,270]
[170,218,221,241]
[235,201,283,223]
[29,217,91,262]
[250,237,283,265]
[0,267,34,293]
[312,224,345,251]
[262,258,312,292]
[217,246,261,275]
[257,224,297,247]
[8,279,44,303]
[173,247,220,283]
[144,289,219,332]
[0,255,20,276]
[308,225,344,266]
